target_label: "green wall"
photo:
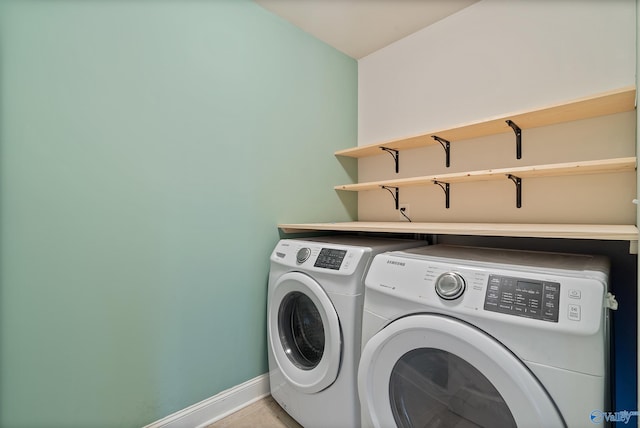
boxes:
[0,1,357,426]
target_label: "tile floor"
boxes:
[207,395,302,428]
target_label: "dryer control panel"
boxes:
[484,275,560,322]
[271,240,366,276]
[314,248,347,270]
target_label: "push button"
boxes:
[568,289,581,299]
[568,304,581,321]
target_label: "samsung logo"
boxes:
[386,260,405,266]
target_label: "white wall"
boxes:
[358,0,635,146]
[355,0,636,225]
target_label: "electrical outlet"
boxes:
[399,203,410,221]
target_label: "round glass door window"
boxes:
[389,348,516,428]
[278,291,325,370]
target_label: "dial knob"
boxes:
[296,247,311,264]
[435,272,466,300]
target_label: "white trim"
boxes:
[143,373,270,428]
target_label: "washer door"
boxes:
[358,314,565,428]
[268,271,342,393]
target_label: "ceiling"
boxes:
[254,0,478,59]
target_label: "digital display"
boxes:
[314,248,347,270]
[484,275,560,322]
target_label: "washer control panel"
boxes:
[314,248,347,270]
[484,274,560,322]
[365,245,610,335]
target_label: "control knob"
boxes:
[296,247,311,264]
[435,272,466,300]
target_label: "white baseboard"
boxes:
[144,373,270,428]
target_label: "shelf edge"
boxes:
[334,157,637,191]
[278,222,639,241]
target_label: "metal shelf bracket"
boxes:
[506,120,522,159]
[433,180,450,209]
[380,147,400,173]
[431,136,451,167]
[507,174,522,208]
[381,186,400,210]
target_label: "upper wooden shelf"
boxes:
[334,157,637,192]
[278,221,639,242]
[335,86,636,158]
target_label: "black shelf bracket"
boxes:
[433,180,450,209]
[431,136,451,167]
[507,174,522,208]
[506,120,522,159]
[380,147,400,173]
[381,186,400,210]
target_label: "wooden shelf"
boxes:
[335,157,637,191]
[278,222,639,242]
[335,86,636,158]
[298,86,638,246]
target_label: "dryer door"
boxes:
[268,271,342,394]
[358,314,565,428]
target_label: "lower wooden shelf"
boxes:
[278,221,639,242]
[334,157,637,192]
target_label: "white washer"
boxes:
[267,235,424,428]
[358,245,617,428]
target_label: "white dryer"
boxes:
[267,235,424,428]
[358,245,617,428]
